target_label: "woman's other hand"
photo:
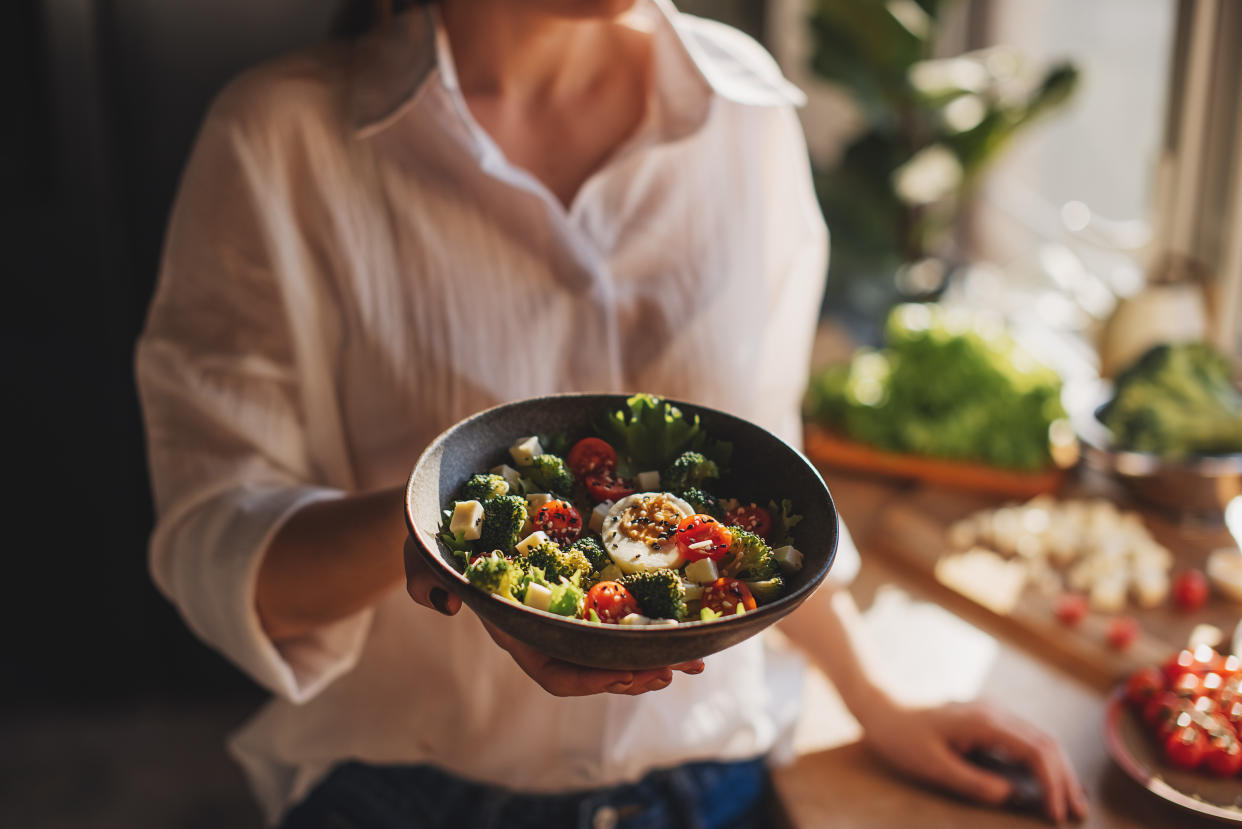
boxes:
[859,698,1088,824]
[403,536,704,696]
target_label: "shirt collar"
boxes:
[346,0,804,140]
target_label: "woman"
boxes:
[137,0,1088,826]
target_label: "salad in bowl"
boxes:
[405,394,838,669]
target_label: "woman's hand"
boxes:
[403,536,705,696]
[858,698,1088,824]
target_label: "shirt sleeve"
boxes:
[136,89,371,703]
[759,103,861,589]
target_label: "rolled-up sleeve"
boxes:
[136,88,370,703]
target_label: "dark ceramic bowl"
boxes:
[405,394,839,670]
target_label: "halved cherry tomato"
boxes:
[1164,724,1207,770]
[675,514,733,562]
[1126,666,1166,708]
[1204,736,1242,777]
[567,438,617,478]
[725,504,772,540]
[584,470,635,503]
[701,578,757,616]
[1106,616,1139,650]
[584,581,640,624]
[1172,570,1209,611]
[535,499,582,543]
[1054,593,1088,627]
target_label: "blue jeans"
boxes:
[279,758,768,829]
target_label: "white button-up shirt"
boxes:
[137,0,858,823]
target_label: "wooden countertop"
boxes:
[771,469,1240,828]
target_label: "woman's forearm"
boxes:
[256,485,408,641]
[776,586,896,724]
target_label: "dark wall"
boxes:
[9,0,765,705]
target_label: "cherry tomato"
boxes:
[1173,671,1205,698]
[583,581,640,624]
[1106,616,1140,650]
[1054,593,1088,627]
[1222,700,1242,735]
[583,470,635,503]
[1163,649,1204,684]
[1204,736,1242,777]
[534,499,582,543]
[1172,570,1209,611]
[1126,666,1166,708]
[567,438,617,478]
[724,504,772,540]
[701,578,757,616]
[675,514,733,562]
[1143,690,1184,730]
[1164,724,1207,770]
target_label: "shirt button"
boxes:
[592,805,619,829]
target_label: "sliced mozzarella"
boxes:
[523,582,553,612]
[682,582,704,602]
[684,558,719,584]
[773,545,804,574]
[509,436,543,467]
[601,492,694,575]
[589,501,614,534]
[515,531,551,556]
[636,470,660,491]
[490,464,523,492]
[449,500,485,541]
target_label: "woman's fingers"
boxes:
[481,620,699,697]
[923,744,1013,807]
[965,706,1086,824]
[402,535,462,616]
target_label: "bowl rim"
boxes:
[404,392,839,633]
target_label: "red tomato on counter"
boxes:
[1126,667,1165,707]
[1106,616,1140,650]
[1054,593,1088,627]
[1171,570,1209,611]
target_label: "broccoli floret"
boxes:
[723,526,781,582]
[523,541,594,583]
[679,487,724,519]
[513,564,551,604]
[462,473,509,501]
[1101,343,1242,457]
[524,454,574,496]
[743,577,785,605]
[619,569,686,619]
[568,536,610,573]
[547,578,585,617]
[465,552,522,600]
[478,495,528,554]
[662,451,719,495]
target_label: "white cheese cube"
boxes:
[620,612,653,626]
[636,470,660,491]
[526,493,553,513]
[598,564,623,582]
[515,531,551,556]
[523,582,553,612]
[1090,575,1127,613]
[490,464,523,492]
[682,582,704,602]
[773,545,803,574]
[1132,568,1169,608]
[589,501,614,533]
[509,436,543,467]
[449,500,485,541]
[684,558,719,584]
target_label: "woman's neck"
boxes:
[438,0,619,102]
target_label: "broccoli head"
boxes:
[465,552,522,600]
[547,579,585,617]
[723,526,780,581]
[568,536,610,573]
[462,473,509,501]
[523,540,594,583]
[662,451,719,495]
[1101,343,1242,457]
[524,454,575,496]
[679,487,724,519]
[619,569,686,619]
[478,495,528,553]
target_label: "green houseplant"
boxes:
[808,0,1079,325]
